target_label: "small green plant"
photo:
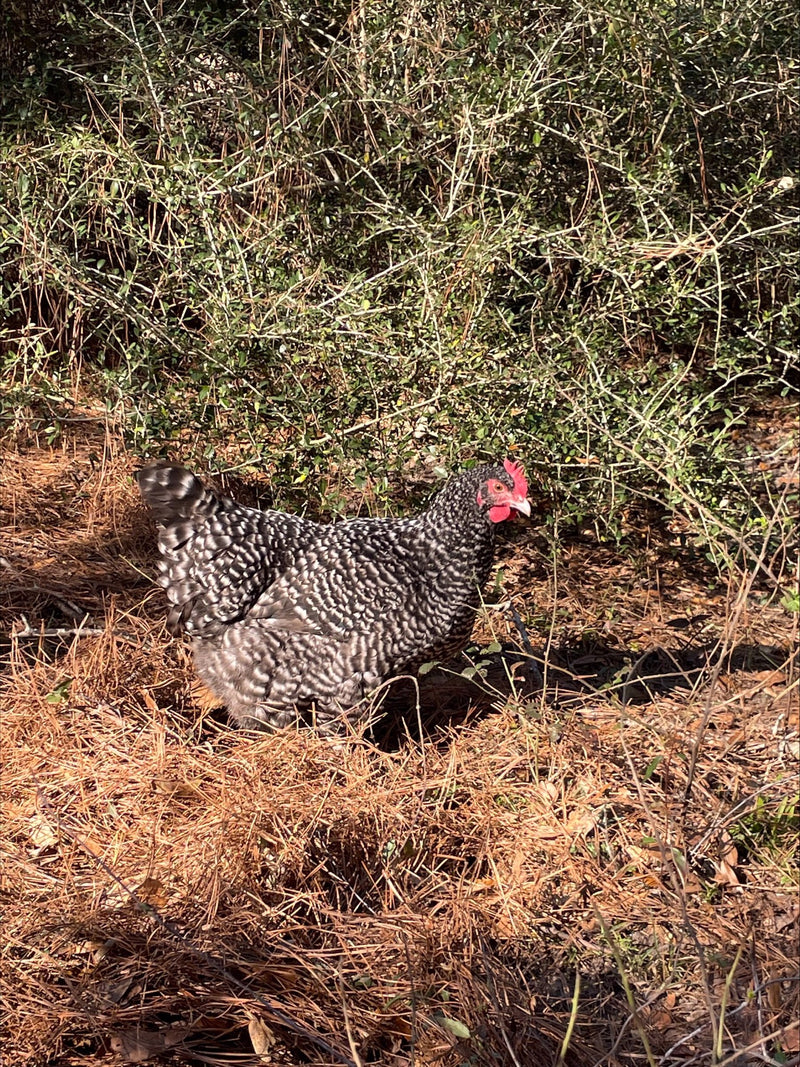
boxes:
[45,677,72,705]
[731,794,800,861]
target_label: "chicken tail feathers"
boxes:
[137,463,219,526]
[138,463,280,639]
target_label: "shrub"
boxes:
[1,0,797,560]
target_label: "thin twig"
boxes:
[11,618,105,640]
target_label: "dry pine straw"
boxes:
[1,431,798,1067]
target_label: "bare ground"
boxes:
[1,424,798,1066]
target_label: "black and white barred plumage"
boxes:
[137,460,530,730]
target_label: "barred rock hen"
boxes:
[138,460,530,730]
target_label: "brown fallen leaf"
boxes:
[713,858,739,887]
[137,876,168,907]
[248,1015,277,1058]
[750,669,788,690]
[566,809,599,837]
[109,1025,189,1063]
[140,689,160,714]
[773,904,799,933]
[780,1024,800,1053]
[718,830,738,869]
[650,1009,673,1030]
[152,775,204,801]
[767,973,783,1012]
[28,812,58,851]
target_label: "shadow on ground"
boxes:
[373,637,794,745]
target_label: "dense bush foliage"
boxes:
[1,0,797,552]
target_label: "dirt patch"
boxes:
[1,428,798,1066]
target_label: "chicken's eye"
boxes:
[491,481,506,493]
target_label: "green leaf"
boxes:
[439,1015,471,1039]
[46,678,73,705]
[642,755,663,781]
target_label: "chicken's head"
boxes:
[476,459,531,523]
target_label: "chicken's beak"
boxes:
[511,498,532,518]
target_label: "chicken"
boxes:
[137,459,530,730]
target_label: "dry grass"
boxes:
[1,425,798,1066]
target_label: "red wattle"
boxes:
[488,504,512,523]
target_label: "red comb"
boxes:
[503,458,528,497]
